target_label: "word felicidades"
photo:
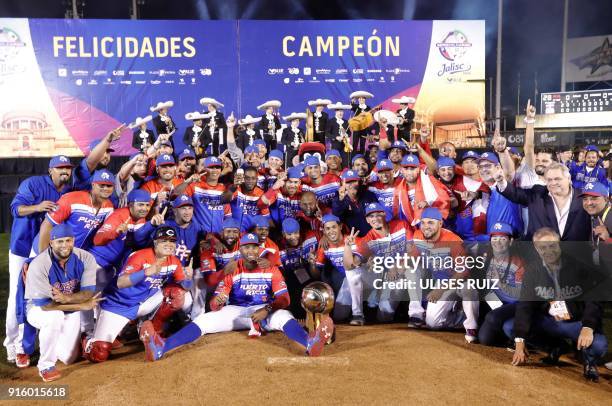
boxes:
[52,36,196,58]
[282,30,400,57]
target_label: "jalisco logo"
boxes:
[436,30,472,76]
[0,27,26,62]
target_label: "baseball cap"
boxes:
[421,207,442,221]
[253,139,267,148]
[508,147,521,157]
[478,152,500,165]
[327,149,341,158]
[304,156,320,167]
[91,169,115,185]
[156,154,176,166]
[321,214,340,225]
[252,215,269,228]
[244,145,258,154]
[365,202,385,216]
[282,218,300,234]
[437,157,455,169]
[580,182,609,198]
[153,226,177,241]
[204,156,222,168]
[287,166,303,180]
[351,154,366,165]
[50,223,74,240]
[178,148,196,160]
[461,150,480,162]
[390,141,407,151]
[584,144,600,152]
[240,233,259,246]
[269,149,284,160]
[160,140,173,148]
[401,154,419,167]
[48,155,74,169]
[127,189,151,203]
[89,139,115,153]
[173,194,193,208]
[376,159,393,172]
[341,170,360,182]
[489,222,513,236]
[222,218,240,230]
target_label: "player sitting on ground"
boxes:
[138,233,334,361]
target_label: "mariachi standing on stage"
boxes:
[257,100,282,152]
[349,90,374,154]
[280,112,307,167]
[236,114,263,151]
[308,98,331,145]
[200,97,227,156]
[392,95,416,143]
[151,101,177,148]
[130,115,155,152]
[325,102,352,168]
[182,111,209,158]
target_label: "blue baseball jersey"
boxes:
[186,181,229,234]
[229,187,270,232]
[164,219,207,267]
[301,173,341,208]
[569,162,608,189]
[485,189,523,236]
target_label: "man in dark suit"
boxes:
[150,101,177,148]
[308,99,331,144]
[393,96,416,143]
[349,91,374,154]
[182,112,207,158]
[494,162,591,241]
[200,98,227,156]
[325,102,352,168]
[131,116,155,151]
[256,100,282,151]
[280,113,306,166]
[236,115,263,151]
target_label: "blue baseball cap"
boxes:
[376,159,393,172]
[321,214,340,225]
[437,157,455,169]
[127,189,151,203]
[461,150,480,162]
[204,156,222,168]
[341,170,360,182]
[421,207,442,221]
[401,154,419,167]
[160,140,173,148]
[304,156,320,167]
[269,149,284,160]
[327,149,341,158]
[173,194,193,208]
[287,166,303,180]
[282,218,300,234]
[478,152,500,165]
[91,169,115,185]
[390,141,407,151]
[489,222,513,236]
[240,233,260,246]
[178,148,196,160]
[253,139,267,148]
[244,145,258,154]
[365,202,385,216]
[48,155,74,169]
[50,223,74,240]
[89,139,115,152]
[580,182,609,198]
[584,144,600,152]
[222,217,240,230]
[252,215,270,228]
[351,154,366,165]
[508,147,521,156]
[156,154,176,166]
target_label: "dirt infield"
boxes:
[2,325,611,405]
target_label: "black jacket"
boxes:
[235,128,263,151]
[499,183,591,241]
[182,126,206,149]
[152,114,177,137]
[131,129,155,151]
[257,114,281,144]
[312,111,329,143]
[325,118,350,151]
[202,112,228,144]
[396,107,415,140]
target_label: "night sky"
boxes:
[1,0,611,124]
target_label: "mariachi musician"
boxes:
[235,114,263,151]
[392,95,416,143]
[280,112,307,167]
[307,98,331,145]
[349,90,375,154]
[130,115,155,151]
[325,102,352,168]
[182,111,208,157]
[151,100,177,148]
[257,100,282,151]
[200,97,227,156]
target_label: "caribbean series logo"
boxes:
[435,30,472,77]
[0,27,27,77]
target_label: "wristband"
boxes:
[264,304,273,313]
[514,337,525,343]
[523,117,536,124]
[128,270,146,285]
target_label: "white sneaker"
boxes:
[6,346,16,364]
[605,361,612,371]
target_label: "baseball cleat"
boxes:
[15,354,30,368]
[407,317,425,329]
[349,315,365,326]
[111,338,124,350]
[139,320,166,362]
[6,346,16,364]
[464,329,478,344]
[583,362,599,383]
[306,317,335,357]
[39,367,62,382]
[605,361,612,371]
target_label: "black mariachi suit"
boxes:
[131,129,155,151]
[236,128,263,151]
[152,114,178,148]
[202,112,227,156]
[396,107,415,142]
[312,110,329,144]
[325,118,351,168]
[350,102,372,153]
[182,126,206,156]
[257,114,281,151]
[280,126,305,166]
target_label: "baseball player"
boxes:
[139,154,184,202]
[83,226,189,362]
[6,155,73,365]
[228,165,270,232]
[37,169,116,254]
[367,159,402,221]
[138,233,334,361]
[301,156,341,209]
[258,166,303,228]
[250,215,281,267]
[199,218,241,289]
[24,224,102,382]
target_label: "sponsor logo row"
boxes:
[268,67,410,75]
[57,68,212,77]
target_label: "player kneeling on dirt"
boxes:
[83,226,191,363]
[25,224,103,382]
[139,233,334,361]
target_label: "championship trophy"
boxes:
[301,281,335,344]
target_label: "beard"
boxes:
[535,165,545,176]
